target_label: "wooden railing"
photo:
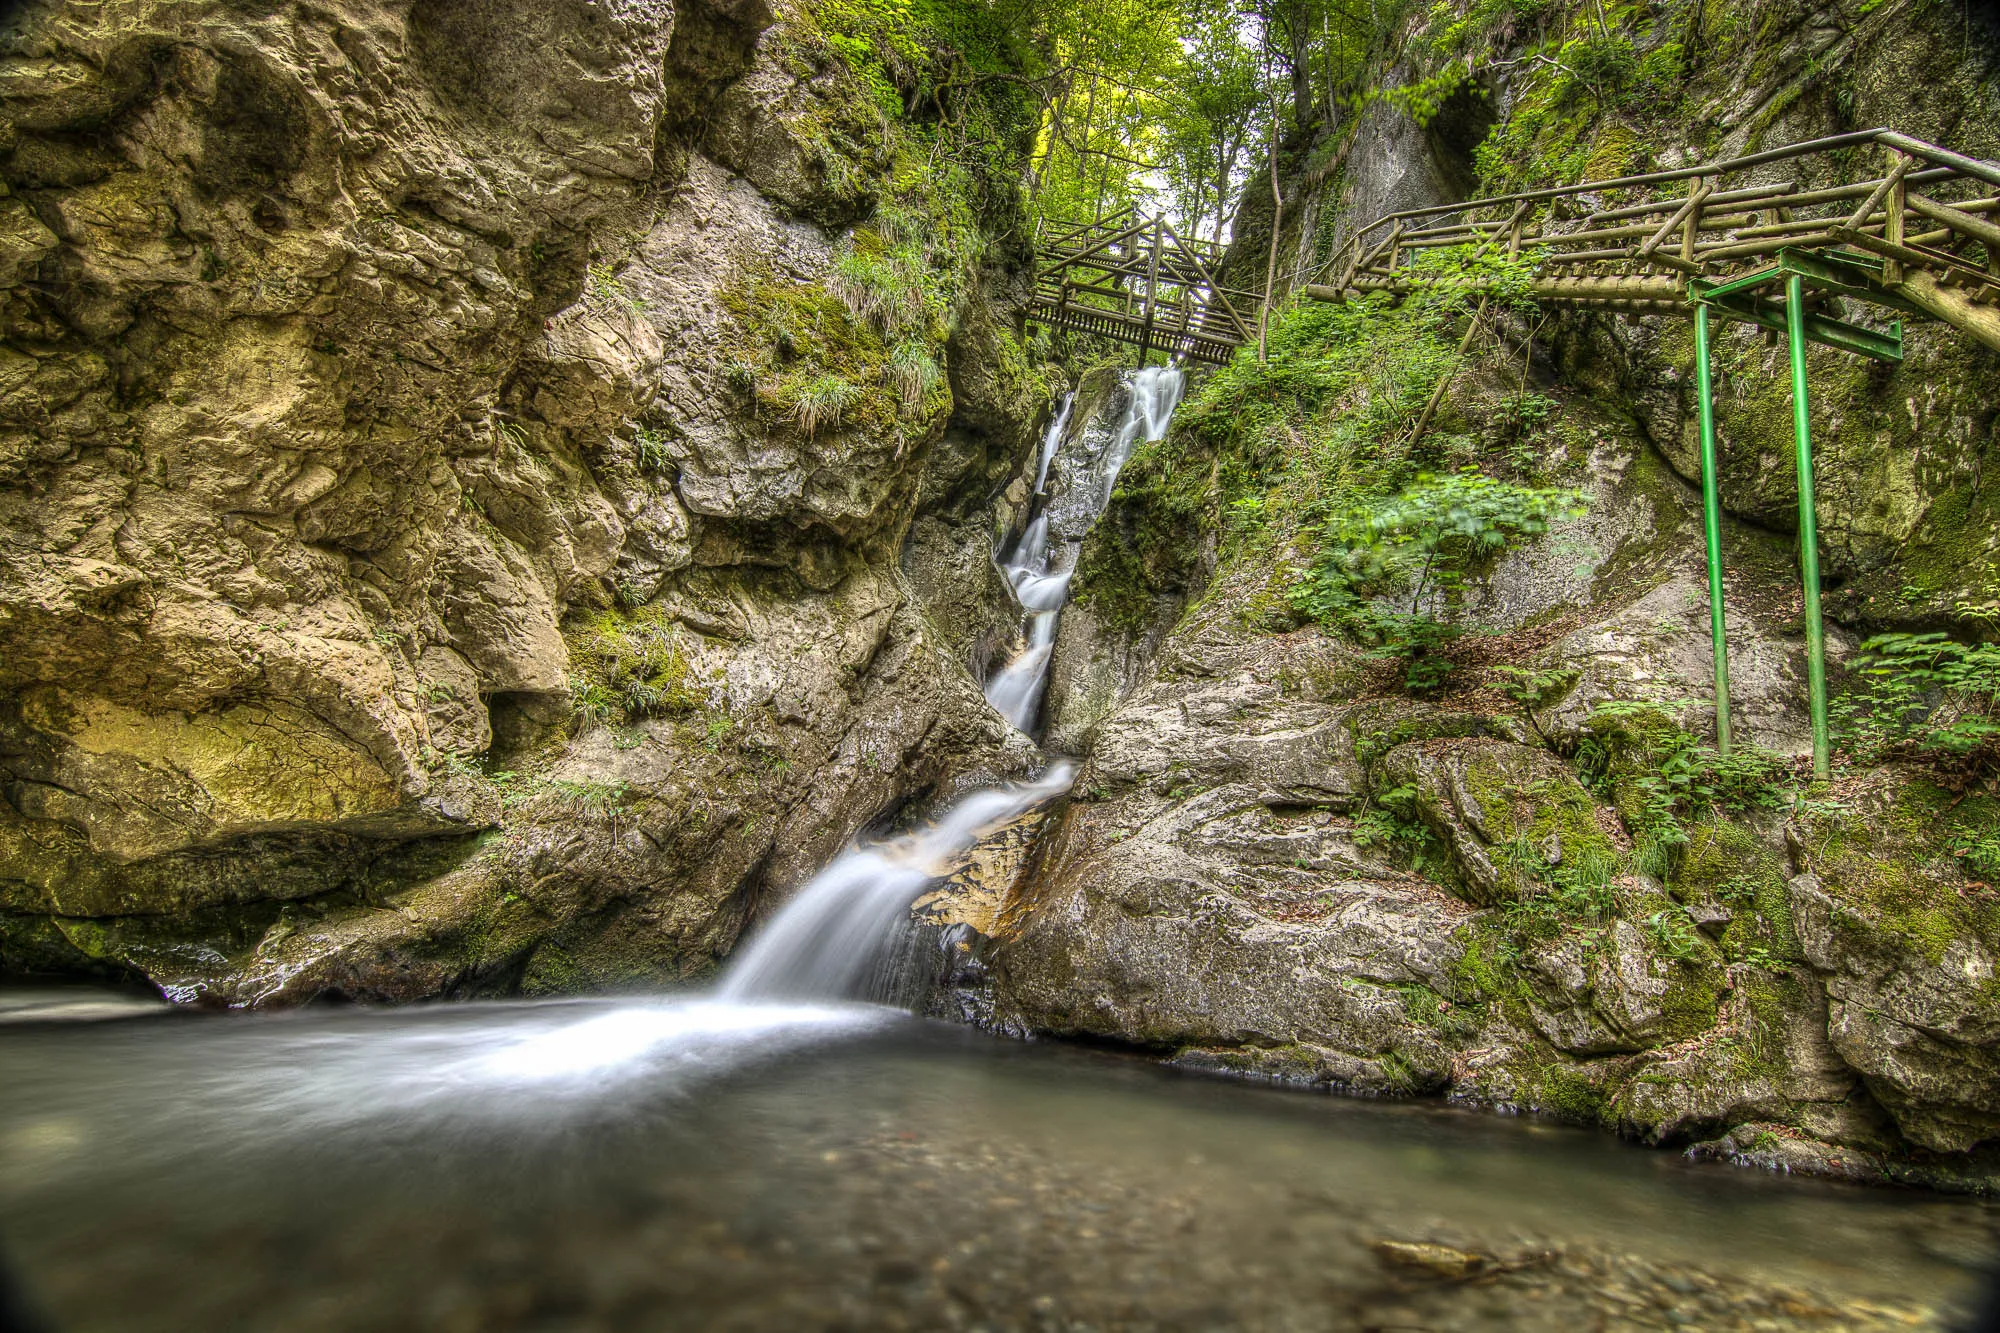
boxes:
[1310,128,2000,354]
[1032,211,1262,364]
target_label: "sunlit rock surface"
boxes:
[0,0,1050,1001]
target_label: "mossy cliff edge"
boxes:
[939,0,2000,1188]
[0,0,1057,1002]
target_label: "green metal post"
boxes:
[1693,303,1732,756]
[1784,273,1832,780]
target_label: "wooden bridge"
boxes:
[1313,128,2000,355]
[1314,127,2000,782]
[1031,212,1261,364]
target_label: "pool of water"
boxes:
[0,992,1991,1331]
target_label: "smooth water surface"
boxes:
[0,996,1991,1331]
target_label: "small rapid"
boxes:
[984,366,1184,736]
[719,365,1183,1007]
[717,762,1074,1003]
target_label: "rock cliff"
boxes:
[932,0,2000,1188]
[0,0,1052,1001]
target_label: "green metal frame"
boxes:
[1687,249,1905,780]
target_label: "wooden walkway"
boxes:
[1031,212,1261,364]
[1311,127,2000,356]
[1312,126,2000,783]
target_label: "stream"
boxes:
[0,372,1993,1330]
[0,988,1991,1330]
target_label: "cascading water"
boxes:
[716,763,1074,1002]
[714,368,1182,1007]
[984,366,1184,737]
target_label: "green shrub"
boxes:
[781,373,863,437]
[1290,468,1588,691]
[1836,631,2000,788]
[632,426,673,474]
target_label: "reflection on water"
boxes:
[0,996,1992,1331]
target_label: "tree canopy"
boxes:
[810,0,1414,243]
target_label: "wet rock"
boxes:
[1369,1240,1489,1280]
[0,0,1052,1003]
[1787,777,2000,1154]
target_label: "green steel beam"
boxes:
[1698,263,1787,302]
[1692,304,1732,756]
[1775,248,1927,318]
[1784,272,1832,780]
[1689,279,1904,362]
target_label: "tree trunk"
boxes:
[1289,13,1313,128]
[1259,116,1283,363]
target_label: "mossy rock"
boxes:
[1380,737,1621,907]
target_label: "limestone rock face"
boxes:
[0,0,1051,1001]
[947,36,2000,1172]
[987,780,1476,1096]
[1787,779,2000,1154]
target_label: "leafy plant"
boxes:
[1352,781,1435,870]
[1289,468,1587,691]
[1494,664,1579,711]
[1836,631,2000,788]
[1495,834,1619,939]
[1578,702,1797,876]
[570,674,619,730]
[781,374,863,438]
[1644,906,1703,961]
[632,426,673,475]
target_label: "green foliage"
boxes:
[1289,468,1587,691]
[1957,822,2000,884]
[887,339,943,412]
[1577,702,1796,874]
[585,262,647,313]
[720,153,981,444]
[1493,664,1579,711]
[1416,0,1553,59]
[1644,905,1703,960]
[631,426,673,475]
[1495,834,1619,939]
[490,771,632,819]
[830,224,948,342]
[1292,467,1588,616]
[780,373,863,437]
[1369,60,1477,128]
[1836,631,2000,788]
[1104,246,1571,690]
[1352,781,1438,872]
[567,608,716,733]
[1564,33,1637,91]
[809,0,1044,222]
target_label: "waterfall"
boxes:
[717,763,1074,1002]
[717,367,1184,1009]
[983,366,1185,737]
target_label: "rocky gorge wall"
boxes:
[0,0,1055,1002]
[928,0,2000,1188]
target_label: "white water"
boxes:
[984,366,1184,736]
[716,368,1182,1009]
[717,762,1075,1002]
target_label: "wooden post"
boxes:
[1886,155,1907,285]
[1139,215,1162,364]
[1682,178,1705,264]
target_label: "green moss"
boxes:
[1797,778,2000,965]
[1445,924,1540,1030]
[1536,1063,1614,1125]
[563,604,717,731]
[719,265,902,438]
